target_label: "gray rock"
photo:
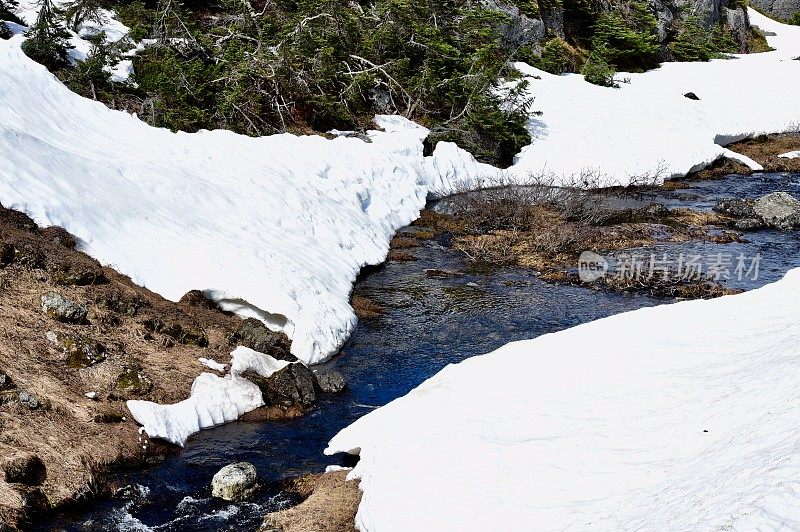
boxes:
[749,0,800,21]
[733,218,765,231]
[251,362,317,407]
[211,462,259,501]
[713,198,756,218]
[754,192,800,230]
[18,391,40,409]
[41,292,88,324]
[315,370,347,394]
[726,7,751,52]
[229,318,296,362]
[481,0,546,47]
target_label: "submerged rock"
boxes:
[315,370,347,394]
[41,292,88,324]
[211,462,259,502]
[753,192,800,230]
[714,198,757,218]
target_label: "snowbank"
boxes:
[1,9,799,368]
[422,9,800,194]
[780,150,800,159]
[327,268,800,530]
[128,346,291,446]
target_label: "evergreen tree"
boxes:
[61,0,106,32]
[21,0,72,70]
[0,0,21,39]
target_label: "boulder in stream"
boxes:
[211,462,259,501]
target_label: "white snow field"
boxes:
[1,8,800,443]
[327,268,800,531]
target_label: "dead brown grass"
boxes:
[262,471,361,532]
[350,295,383,320]
[0,204,264,528]
[729,134,800,173]
[389,236,420,249]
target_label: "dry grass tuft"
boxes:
[262,471,361,532]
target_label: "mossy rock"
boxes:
[47,331,107,368]
[115,367,154,395]
[144,318,209,347]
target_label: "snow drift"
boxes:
[327,267,800,530]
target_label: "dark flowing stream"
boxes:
[43,171,800,531]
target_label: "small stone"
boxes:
[684,92,701,100]
[211,462,259,501]
[314,370,347,394]
[41,292,88,324]
[18,391,40,409]
[84,391,99,401]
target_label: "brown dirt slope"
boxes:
[0,204,254,529]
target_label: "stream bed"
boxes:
[43,171,800,531]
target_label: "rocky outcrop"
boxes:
[750,0,800,21]
[229,318,296,362]
[714,192,800,230]
[753,192,800,230]
[482,0,546,46]
[40,292,88,324]
[211,462,259,502]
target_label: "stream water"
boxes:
[43,171,800,531]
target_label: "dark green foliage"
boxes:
[60,31,131,99]
[790,11,800,25]
[532,37,570,74]
[590,2,659,71]
[670,15,737,62]
[581,46,616,87]
[21,0,72,70]
[0,0,22,39]
[100,0,533,166]
[61,0,106,32]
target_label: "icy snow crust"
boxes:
[327,268,800,530]
[1,9,799,365]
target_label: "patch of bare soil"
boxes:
[262,471,361,532]
[0,205,291,529]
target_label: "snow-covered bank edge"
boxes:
[326,268,800,530]
[127,346,292,446]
